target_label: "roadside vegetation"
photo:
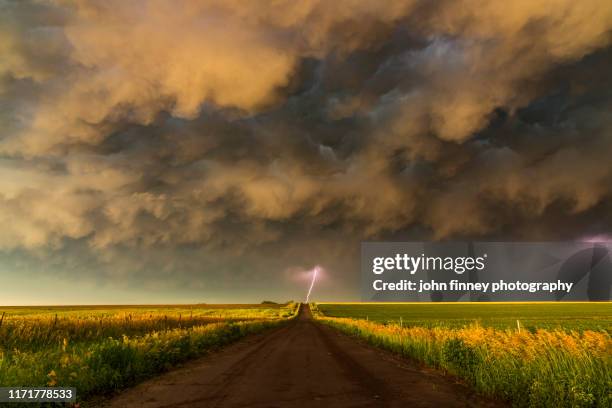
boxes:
[0,303,299,402]
[313,302,611,407]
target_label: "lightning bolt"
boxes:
[305,266,320,303]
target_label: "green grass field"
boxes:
[317,302,612,332]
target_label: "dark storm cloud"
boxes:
[1,0,611,292]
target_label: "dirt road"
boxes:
[105,305,502,407]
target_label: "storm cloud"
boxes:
[1,0,611,301]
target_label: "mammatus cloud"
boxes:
[1,0,611,292]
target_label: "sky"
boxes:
[1,0,611,304]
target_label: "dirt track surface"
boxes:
[104,305,503,408]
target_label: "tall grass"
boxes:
[313,305,611,407]
[0,303,299,402]
[0,320,284,400]
[0,314,268,351]
[0,304,296,350]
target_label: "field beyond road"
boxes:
[317,302,612,332]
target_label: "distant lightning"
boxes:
[305,266,320,303]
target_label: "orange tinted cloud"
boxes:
[0,0,611,287]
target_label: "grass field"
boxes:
[317,302,612,332]
[0,303,292,318]
[314,302,611,407]
[0,303,298,403]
